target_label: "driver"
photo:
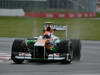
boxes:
[43,27,52,39]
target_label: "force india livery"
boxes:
[11,22,81,64]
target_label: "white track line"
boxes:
[0,52,11,60]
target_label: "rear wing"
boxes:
[52,25,67,31]
[53,25,68,39]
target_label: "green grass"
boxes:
[0,16,34,37]
[0,16,100,40]
[96,13,100,18]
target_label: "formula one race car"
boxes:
[11,22,81,64]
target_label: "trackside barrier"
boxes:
[0,9,96,18]
[0,9,25,16]
[25,12,96,18]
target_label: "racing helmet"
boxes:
[44,22,54,30]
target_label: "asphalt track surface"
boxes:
[0,38,100,75]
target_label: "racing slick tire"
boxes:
[11,40,27,64]
[71,39,81,60]
[58,40,73,64]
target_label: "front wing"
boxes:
[15,52,65,61]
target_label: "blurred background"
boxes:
[0,0,96,13]
[0,0,100,40]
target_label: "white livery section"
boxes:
[15,56,32,60]
[48,54,65,60]
[34,40,46,46]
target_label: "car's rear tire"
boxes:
[71,39,81,60]
[11,40,27,64]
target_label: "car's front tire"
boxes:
[58,40,73,64]
[11,40,27,64]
